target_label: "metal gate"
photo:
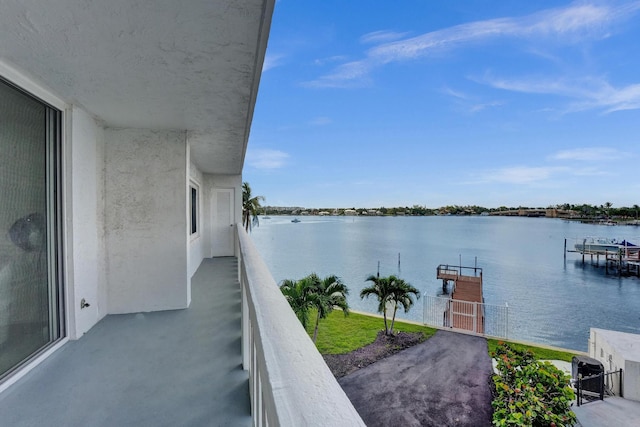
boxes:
[423,295,509,339]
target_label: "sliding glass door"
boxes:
[0,78,64,380]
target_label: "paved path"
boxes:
[339,330,493,427]
[573,397,640,427]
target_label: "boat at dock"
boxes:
[574,237,637,253]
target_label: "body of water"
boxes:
[250,215,640,351]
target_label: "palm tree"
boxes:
[307,274,349,343]
[242,182,264,232]
[387,278,420,335]
[361,275,420,335]
[279,278,317,329]
[634,204,639,220]
[604,201,613,218]
[360,275,395,335]
[280,274,350,343]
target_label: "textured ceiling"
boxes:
[0,0,274,174]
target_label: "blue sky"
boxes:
[245,0,640,209]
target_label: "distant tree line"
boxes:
[261,203,640,219]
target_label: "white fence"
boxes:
[423,295,509,339]
[237,226,365,427]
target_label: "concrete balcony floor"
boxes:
[0,257,250,427]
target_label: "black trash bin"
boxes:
[572,355,604,394]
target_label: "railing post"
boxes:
[473,302,477,333]
[505,303,509,339]
[599,373,605,401]
[422,293,426,325]
[620,368,623,397]
[242,275,250,371]
[577,376,582,406]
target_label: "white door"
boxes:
[211,188,235,256]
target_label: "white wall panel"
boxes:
[104,129,188,313]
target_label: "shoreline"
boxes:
[350,309,587,355]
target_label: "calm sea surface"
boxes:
[250,215,640,351]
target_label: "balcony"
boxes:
[0,257,250,426]
[0,228,364,426]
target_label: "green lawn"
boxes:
[306,309,578,361]
[305,310,437,354]
[486,338,576,362]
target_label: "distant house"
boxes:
[344,209,357,216]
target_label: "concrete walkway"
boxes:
[0,257,250,427]
[339,330,493,427]
[574,397,640,427]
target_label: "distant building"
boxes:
[344,209,357,216]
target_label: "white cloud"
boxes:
[549,147,626,161]
[369,3,629,63]
[304,1,640,88]
[441,86,469,100]
[313,55,349,66]
[578,82,640,113]
[479,75,588,97]
[246,149,290,170]
[441,86,504,112]
[360,30,409,44]
[303,60,373,88]
[474,166,566,184]
[570,166,612,177]
[469,100,505,113]
[480,75,640,114]
[262,54,285,72]
[309,116,332,126]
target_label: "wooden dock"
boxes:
[437,265,484,334]
[565,238,640,277]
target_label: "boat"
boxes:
[574,237,637,253]
[262,216,271,219]
[291,218,301,223]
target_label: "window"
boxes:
[0,78,64,381]
[190,184,198,236]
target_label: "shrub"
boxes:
[491,342,576,427]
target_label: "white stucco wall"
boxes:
[68,106,106,338]
[589,328,640,401]
[104,129,189,313]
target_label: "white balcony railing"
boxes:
[237,227,365,426]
